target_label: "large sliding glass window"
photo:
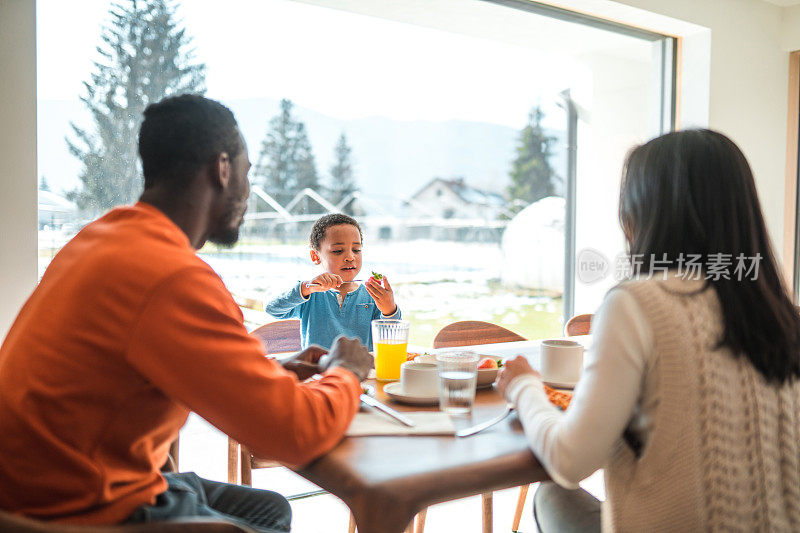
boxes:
[37,0,675,345]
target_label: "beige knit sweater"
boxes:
[603,277,800,532]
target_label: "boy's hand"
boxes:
[300,273,343,297]
[366,275,397,316]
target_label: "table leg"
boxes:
[482,492,493,533]
[349,498,418,533]
[415,508,428,533]
[227,438,239,484]
[512,484,529,532]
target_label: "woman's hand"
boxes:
[366,275,397,316]
[496,355,540,397]
[300,273,343,297]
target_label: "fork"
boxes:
[304,279,365,287]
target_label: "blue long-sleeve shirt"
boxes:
[264,283,401,350]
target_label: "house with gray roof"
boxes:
[406,177,506,221]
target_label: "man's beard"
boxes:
[208,225,240,247]
[208,196,244,247]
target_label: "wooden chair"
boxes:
[229,320,360,531]
[429,320,527,533]
[228,319,303,485]
[249,319,304,354]
[508,315,594,532]
[161,437,180,473]
[12,400,238,532]
[432,320,526,348]
[564,313,592,336]
[0,509,255,532]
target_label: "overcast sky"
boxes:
[36,0,584,129]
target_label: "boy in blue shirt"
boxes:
[265,213,400,350]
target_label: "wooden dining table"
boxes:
[294,339,585,533]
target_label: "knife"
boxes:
[455,405,514,437]
[360,394,415,427]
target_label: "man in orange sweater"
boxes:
[0,95,372,531]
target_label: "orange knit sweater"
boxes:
[0,203,361,524]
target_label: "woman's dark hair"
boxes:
[309,213,362,250]
[619,128,800,384]
[138,94,243,190]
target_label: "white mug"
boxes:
[539,339,584,386]
[400,362,439,396]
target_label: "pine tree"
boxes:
[39,176,51,192]
[294,124,320,214]
[253,99,320,213]
[328,133,359,215]
[67,0,206,214]
[507,106,560,206]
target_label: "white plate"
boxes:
[383,382,439,406]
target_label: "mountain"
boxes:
[37,97,565,206]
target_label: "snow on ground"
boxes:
[39,234,563,342]
[201,239,557,316]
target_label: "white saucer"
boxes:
[383,382,439,406]
[544,379,577,390]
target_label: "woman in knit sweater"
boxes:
[497,129,800,532]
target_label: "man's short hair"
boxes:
[138,94,243,190]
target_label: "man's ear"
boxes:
[310,249,320,264]
[215,152,231,189]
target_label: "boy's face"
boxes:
[310,224,362,282]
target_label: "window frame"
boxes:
[483,0,678,323]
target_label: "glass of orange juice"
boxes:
[371,319,410,381]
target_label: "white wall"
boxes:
[0,0,37,341]
[781,4,800,51]
[629,0,789,254]
[558,0,793,261]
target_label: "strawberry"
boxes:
[478,357,498,370]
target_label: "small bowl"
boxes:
[476,355,503,388]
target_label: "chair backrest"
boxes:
[162,437,179,473]
[250,319,301,354]
[0,509,254,532]
[564,314,592,337]
[229,320,301,486]
[433,320,526,349]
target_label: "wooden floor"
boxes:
[180,413,605,533]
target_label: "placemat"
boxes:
[346,411,456,436]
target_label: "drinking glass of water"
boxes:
[435,350,479,415]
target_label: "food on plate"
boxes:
[544,384,572,410]
[477,357,499,370]
[406,352,421,362]
[371,270,383,281]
